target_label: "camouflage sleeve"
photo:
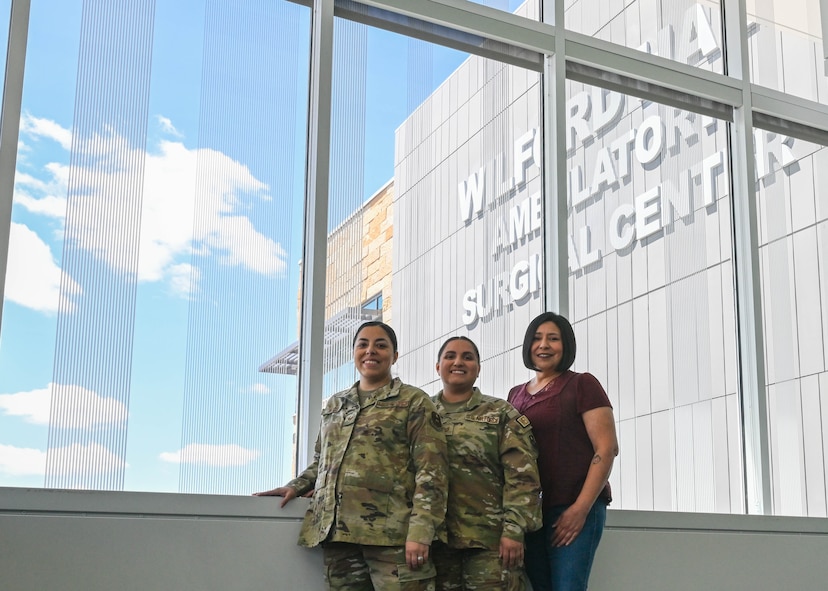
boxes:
[284,431,320,496]
[405,391,449,545]
[500,406,543,542]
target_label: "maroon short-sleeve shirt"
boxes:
[508,370,612,509]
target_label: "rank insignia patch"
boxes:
[431,412,443,430]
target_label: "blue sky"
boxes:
[0,0,84,487]
[0,0,308,491]
[0,0,473,493]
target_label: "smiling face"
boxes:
[531,321,564,374]
[353,325,398,389]
[436,338,480,395]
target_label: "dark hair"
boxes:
[437,336,481,362]
[353,321,398,353]
[522,312,576,372]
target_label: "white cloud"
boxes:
[0,444,47,476]
[45,162,70,186]
[13,161,71,219]
[14,161,69,198]
[249,383,270,394]
[5,222,80,313]
[0,385,50,424]
[68,133,288,285]
[206,214,288,275]
[19,112,72,150]
[0,440,127,478]
[156,115,182,137]
[167,262,197,298]
[16,171,53,194]
[0,383,127,428]
[46,442,127,476]
[133,139,198,282]
[136,140,287,280]
[13,190,67,219]
[49,383,128,428]
[159,443,260,466]
[15,116,289,301]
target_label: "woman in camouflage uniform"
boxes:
[255,321,449,590]
[430,336,542,590]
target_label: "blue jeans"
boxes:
[524,500,607,591]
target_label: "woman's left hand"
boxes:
[405,541,430,570]
[551,504,589,547]
[551,405,618,548]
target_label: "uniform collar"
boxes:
[343,377,402,405]
[435,386,482,410]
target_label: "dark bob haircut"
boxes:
[353,321,398,353]
[522,312,576,372]
[437,336,480,362]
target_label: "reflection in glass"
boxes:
[566,80,741,512]
[318,18,543,403]
[565,0,723,74]
[470,0,538,20]
[755,131,828,517]
[747,0,828,104]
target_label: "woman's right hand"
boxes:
[252,486,297,508]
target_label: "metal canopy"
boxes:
[259,306,382,374]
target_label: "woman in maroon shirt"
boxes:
[508,312,618,591]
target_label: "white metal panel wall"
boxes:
[394,50,543,397]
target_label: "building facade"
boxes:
[1,0,828,518]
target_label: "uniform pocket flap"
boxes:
[342,471,394,492]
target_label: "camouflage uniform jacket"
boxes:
[287,378,449,548]
[432,388,542,549]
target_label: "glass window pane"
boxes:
[320,18,543,402]
[755,130,828,517]
[471,0,539,19]
[0,0,10,80]
[566,79,742,512]
[747,0,828,104]
[0,0,83,490]
[564,0,724,74]
[0,0,309,494]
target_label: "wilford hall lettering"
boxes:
[457,4,796,327]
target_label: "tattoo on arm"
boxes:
[592,453,602,465]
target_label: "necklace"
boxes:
[528,373,560,396]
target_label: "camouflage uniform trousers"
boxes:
[431,542,526,591]
[323,542,437,591]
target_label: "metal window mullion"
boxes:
[723,0,772,515]
[356,0,555,54]
[821,0,828,76]
[541,0,566,315]
[0,0,31,335]
[751,84,828,135]
[564,31,743,109]
[297,0,335,472]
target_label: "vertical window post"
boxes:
[297,0,335,472]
